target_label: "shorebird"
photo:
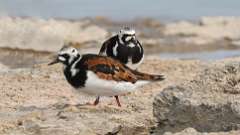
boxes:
[99,27,144,70]
[49,46,164,107]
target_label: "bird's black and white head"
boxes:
[49,46,81,66]
[118,27,137,44]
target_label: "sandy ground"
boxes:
[0,56,206,135]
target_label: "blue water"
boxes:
[159,50,240,60]
[0,0,240,21]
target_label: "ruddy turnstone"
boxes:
[99,27,144,70]
[49,46,164,107]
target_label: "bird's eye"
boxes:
[72,49,75,53]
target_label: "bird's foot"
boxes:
[86,96,100,106]
[114,96,122,107]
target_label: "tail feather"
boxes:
[131,69,165,81]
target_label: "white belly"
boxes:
[77,71,148,96]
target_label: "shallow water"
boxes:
[159,50,240,60]
[1,0,240,21]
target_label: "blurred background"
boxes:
[1,0,240,21]
[2,1,240,135]
[0,0,240,68]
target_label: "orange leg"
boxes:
[93,96,100,106]
[114,96,121,107]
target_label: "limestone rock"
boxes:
[153,62,240,134]
[163,128,240,135]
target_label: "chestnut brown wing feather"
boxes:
[84,57,137,83]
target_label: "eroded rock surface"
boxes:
[153,62,240,134]
[163,128,240,135]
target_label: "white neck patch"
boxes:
[68,55,75,64]
[70,56,81,77]
[118,35,124,44]
[113,42,118,56]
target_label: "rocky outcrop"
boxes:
[163,128,240,135]
[0,17,108,52]
[153,62,240,134]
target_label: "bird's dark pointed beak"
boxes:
[48,56,59,65]
[48,59,59,65]
[48,58,59,65]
